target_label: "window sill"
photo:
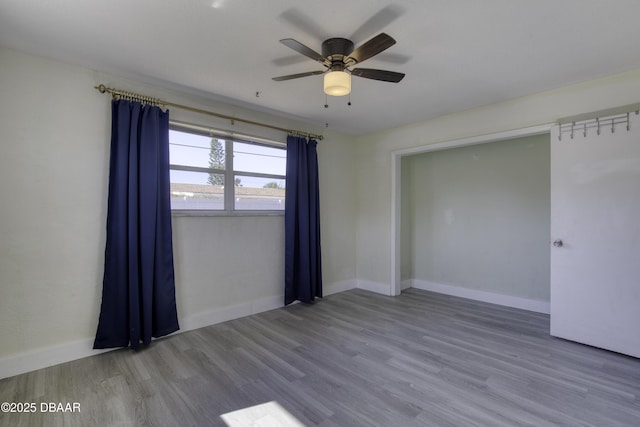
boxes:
[171,210,285,218]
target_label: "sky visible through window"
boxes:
[169,130,286,188]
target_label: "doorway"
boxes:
[391,125,551,313]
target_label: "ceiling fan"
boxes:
[272,32,405,97]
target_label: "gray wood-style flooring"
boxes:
[2,288,640,426]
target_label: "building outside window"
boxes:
[169,125,286,213]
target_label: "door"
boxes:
[550,113,640,357]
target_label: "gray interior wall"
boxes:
[402,134,550,301]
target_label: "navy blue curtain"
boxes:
[284,135,322,305]
[94,99,179,350]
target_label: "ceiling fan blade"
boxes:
[272,70,325,81]
[351,68,405,83]
[374,52,412,65]
[346,33,396,64]
[279,39,328,65]
[272,55,311,67]
[279,9,328,41]
[349,5,404,43]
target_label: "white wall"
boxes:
[355,67,640,295]
[0,46,357,378]
[402,134,550,302]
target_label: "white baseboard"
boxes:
[357,279,392,296]
[0,280,357,380]
[401,279,412,290]
[179,295,284,332]
[324,279,357,296]
[0,339,112,380]
[410,279,550,314]
[180,279,355,332]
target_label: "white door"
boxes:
[550,113,640,357]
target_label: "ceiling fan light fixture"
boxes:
[324,70,351,96]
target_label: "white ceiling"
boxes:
[2,0,640,135]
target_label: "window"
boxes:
[169,124,286,212]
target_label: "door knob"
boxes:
[553,239,564,248]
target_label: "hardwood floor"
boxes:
[2,288,640,426]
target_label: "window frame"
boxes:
[169,121,287,217]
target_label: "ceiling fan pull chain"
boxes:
[324,93,329,109]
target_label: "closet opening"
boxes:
[391,125,552,313]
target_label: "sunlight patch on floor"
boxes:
[220,401,305,427]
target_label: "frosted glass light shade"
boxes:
[323,71,351,96]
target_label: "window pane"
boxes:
[170,170,224,210]
[234,175,285,210]
[170,130,225,170]
[233,141,285,175]
[169,127,287,213]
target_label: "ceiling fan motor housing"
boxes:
[322,38,355,61]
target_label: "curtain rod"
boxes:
[94,84,323,141]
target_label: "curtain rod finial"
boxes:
[95,84,107,94]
